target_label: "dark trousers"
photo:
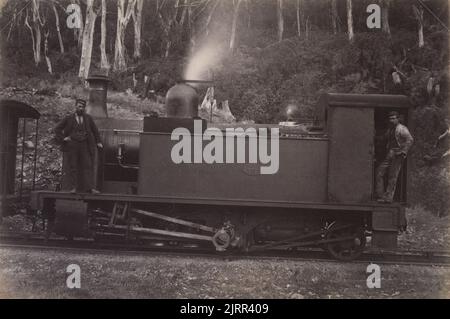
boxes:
[67,140,93,191]
[375,150,404,201]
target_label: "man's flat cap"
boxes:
[76,99,87,107]
[388,111,399,118]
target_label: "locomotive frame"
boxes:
[30,190,403,260]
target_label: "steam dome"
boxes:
[165,83,199,118]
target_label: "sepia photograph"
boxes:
[0,0,449,304]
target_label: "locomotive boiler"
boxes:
[29,76,412,260]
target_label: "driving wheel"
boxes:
[324,221,366,261]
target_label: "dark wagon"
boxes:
[0,100,40,220]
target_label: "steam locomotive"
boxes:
[3,75,412,260]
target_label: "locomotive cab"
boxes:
[317,93,411,204]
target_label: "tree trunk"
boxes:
[24,0,42,65]
[331,0,338,35]
[188,0,195,52]
[51,2,64,53]
[25,15,37,65]
[305,16,310,40]
[296,0,301,37]
[114,0,127,70]
[164,37,172,58]
[100,0,109,70]
[72,0,84,48]
[277,0,284,42]
[346,0,354,43]
[229,0,243,51]
[44,30,52,73]
[413,4,424,48]
[113,0,136,71]
[157,0,180,59]
[381,0,391,37]
[79,0,98,79]
[132,0,144,59]
[179,0,188,26]
[205,0,220,36]
[7,7,17,41]
[246,0,251,29]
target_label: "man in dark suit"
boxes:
[55,99,103,193]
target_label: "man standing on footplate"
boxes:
[55,98,103,194]
[375,111,413,203]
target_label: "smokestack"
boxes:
[86,75,110,118]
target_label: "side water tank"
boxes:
[165,83,199,118]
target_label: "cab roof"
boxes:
[319,93,411,109]
[0,99,40,119]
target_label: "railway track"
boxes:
[1,230,450,267]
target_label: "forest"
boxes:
[0,0,449,215]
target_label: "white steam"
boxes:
[184,43,223,82]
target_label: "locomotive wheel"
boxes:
[324,221,366,261]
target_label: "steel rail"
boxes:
[1,232,450,267]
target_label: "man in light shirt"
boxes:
[375,111,414,203]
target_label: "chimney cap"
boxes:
[178,79,214,84]
[87,75,111,82]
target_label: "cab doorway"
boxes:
[373,108,410,203]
